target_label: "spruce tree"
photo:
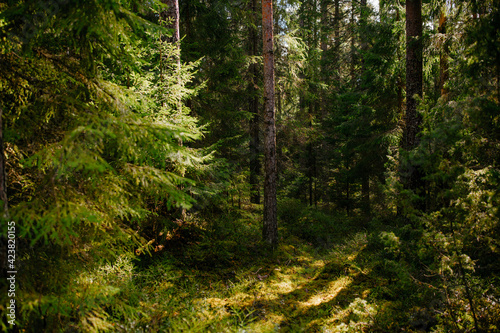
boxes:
[262,0,278,247]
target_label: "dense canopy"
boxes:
[0,0,499,331]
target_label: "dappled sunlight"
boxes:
[203,297,229,308]
[269,278,296,295]
[5,0,499,330]
[127,226,394,333]
[185,237,377,332]
[322,297,379,332]
[298,276,352,308]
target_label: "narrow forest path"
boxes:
[129,207,425,332]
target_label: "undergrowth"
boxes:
[14,202,498,332]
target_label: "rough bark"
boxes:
[403,0,424,206]
[249,0,261,204]
[262,0,278,247]
[404,0,423,151]
[163,0,180,46]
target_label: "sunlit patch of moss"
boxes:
[299,277,352,308]
[268,276,296,294]
[322,297,378,332]
[204,297,229,308]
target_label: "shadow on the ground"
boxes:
[218,231,421,332]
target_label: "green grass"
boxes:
[77,203,439,332]
[46,201,497,332]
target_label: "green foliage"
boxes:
[278,198,348,247]
[0,0,499,331]
[0,0,213,330]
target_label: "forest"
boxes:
[0,0,499,331]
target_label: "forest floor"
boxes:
[119,203,433,332]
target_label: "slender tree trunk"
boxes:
[262,0,278,247]
[164,0,180,53]
[334,0,340,74]
[402,0,423,209]
[308,84,316,206]
[249,0,261,204]
[162,0,185,219]
[360,0,371,219]
[346,1,356,216]
[184,1,194,111]
[320,0,329,118]
[350,0,356,83]
[308,0,320,207]
[396,7,405,116]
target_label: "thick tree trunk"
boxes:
[262,0,278,247]
[404,0,423,151]
[163,0,180,47]
[249,0,261,204]
[402,0,423,207]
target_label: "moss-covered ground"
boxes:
[87,202,440,332]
